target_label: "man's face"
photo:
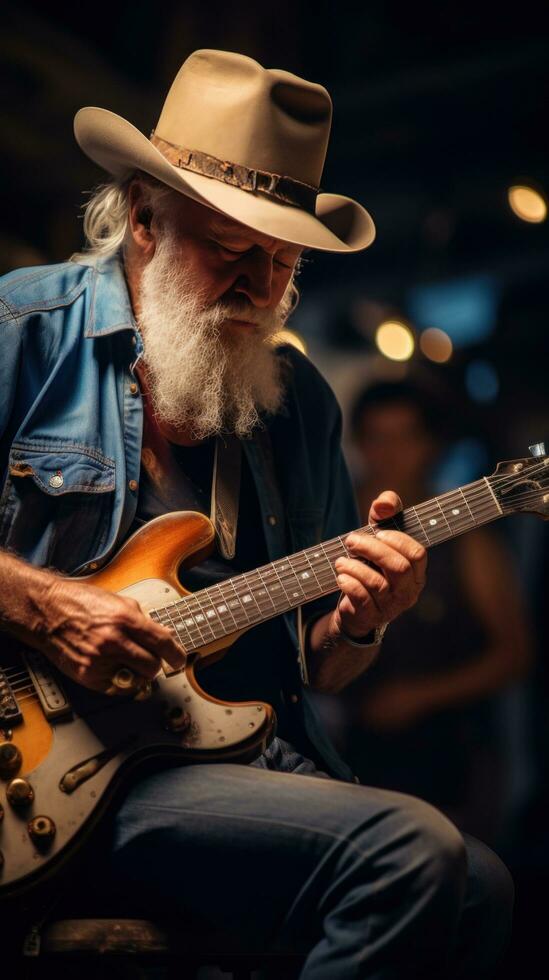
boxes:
[131,187,302,440]
[151,192,303,326]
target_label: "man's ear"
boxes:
[128,183,156,256]
[137,206,152,230]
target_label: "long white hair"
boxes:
[71,171,171,262]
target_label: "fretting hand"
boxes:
[333,491,427,640]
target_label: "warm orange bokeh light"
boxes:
[419,327,453,363]
[508,185,547,224]
[375,321,415,361]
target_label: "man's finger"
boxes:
[128,615,186,669]
[344,530,427,587]
[368,490,403,525]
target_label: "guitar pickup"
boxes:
[23,651,72,721]
[0,668,23,727]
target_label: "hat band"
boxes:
[150,132,319,214]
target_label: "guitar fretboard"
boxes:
[150,477,502,651]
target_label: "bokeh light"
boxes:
[508,185,547,224]
[419,327,453,363]
[375,321,415,361]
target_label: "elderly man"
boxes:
[0,50,511,977]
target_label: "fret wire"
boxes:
[255,565,290,610]
[291,552,321,599]
[255,565,279,614]
[187,587,226,638]
[242,568,270,619]
[303,549,324,592]
[273,557,304,604]
[320,542,340,588]
[286,553,314,599]
[158,606,194,649]
[459,487,478,526]
[209,580,245,631]
[227,577,253,626]
[171,599,212,647]
[153,606,195,649]
[410,506,431,546]
[210,580,241,633]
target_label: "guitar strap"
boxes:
[210,434,242,560]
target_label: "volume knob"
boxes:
[6,777,34,808]
[28,815,56,846]
[0,742,22,778]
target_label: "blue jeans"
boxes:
[109,739,513,979]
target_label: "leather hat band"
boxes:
[150,132,319,214]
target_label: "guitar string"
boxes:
[152,472,548,650]
[3,467,545,660]
[152,495,506,647]
[2,466,544,704]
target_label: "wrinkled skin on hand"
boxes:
[33,577,185,692]
[334,491,427,639]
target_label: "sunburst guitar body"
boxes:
[0,511,276,901]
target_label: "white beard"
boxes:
[136,227,293,440]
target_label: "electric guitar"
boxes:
[0,445,547,899]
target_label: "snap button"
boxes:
[289,693,299,704]
[48,471,64,489]
[128,479,138,492]
[129,382,138,395]
[267,514,277,526]
[89,561,99,571]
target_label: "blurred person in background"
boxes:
[344,380,532,842]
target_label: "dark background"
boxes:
[2,3,549,974]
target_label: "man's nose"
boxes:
[233,249,274,308]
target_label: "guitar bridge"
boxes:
[0,667,23,727]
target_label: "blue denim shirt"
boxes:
[0,255,359,781]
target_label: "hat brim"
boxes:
[74,107,375,254]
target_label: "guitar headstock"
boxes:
[489,443,549,520]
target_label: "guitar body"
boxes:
[0,511,276,900]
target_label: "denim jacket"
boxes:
[0,255,359,781]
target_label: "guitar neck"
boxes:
[150,476,503,651]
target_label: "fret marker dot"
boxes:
[429,519,437,526]
[452,508,460,515]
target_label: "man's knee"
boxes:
[348,789,468,900]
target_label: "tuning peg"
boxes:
[529,443,546,458]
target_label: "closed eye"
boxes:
[214,241,294,269]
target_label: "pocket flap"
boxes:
[9,443,115,495]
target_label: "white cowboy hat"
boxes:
[74,49,375,254]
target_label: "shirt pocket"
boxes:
[0,441,116,572]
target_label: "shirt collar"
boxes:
[83,252,138,339]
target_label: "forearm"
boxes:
[305,610,381,694]
[0,549,57,644]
